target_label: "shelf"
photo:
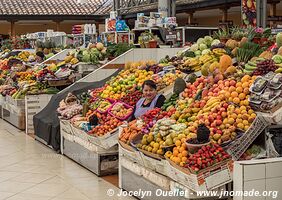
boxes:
[178,26,218,30]
[102,31,129,34]
[132,27,159,31]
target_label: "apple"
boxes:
[216,115,222,120]
[208,115,214,122]
[230,80,236,86]
[216,120,222,126]
[216,129,223,135]
[223,103,229,109]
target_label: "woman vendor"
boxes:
[133,80,166,119]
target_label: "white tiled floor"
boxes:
[0,119,134,200]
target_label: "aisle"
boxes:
[0,119,134,200]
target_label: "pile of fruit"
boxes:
[109,102,133,120]
[89,115,123,136]
[96,99,114,113]
[120,90,142,106]
[119,120,142,144]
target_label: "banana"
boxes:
[275,68,282,73]
[245,64,257,71]
[247,61,257,67]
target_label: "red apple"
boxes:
[216,129,223,135]
[216,120,222,126]
[230,80,236,86]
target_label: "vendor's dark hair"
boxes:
[142,80,157,90]
[36,51,44,59]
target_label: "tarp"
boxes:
[33,69,121,152]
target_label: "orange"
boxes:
[178,153,183,158]
[242,82,249,88]
[240,106,247,110]
[181,138,187,144]
[233,97,240,104]
[175,140,181,147]
[225,91,231,99]
[231,113,237,119]
[243,120,249,125]
[236,82,242,88]
[181,157,188,162]
[223,118,229,124]
[173,150,179,157]
[252,76,257,80]
[241,110,248,115]
[243,100,249,106]
[244,125,250,131]
[236,118,243,124]
[243,88,250,95]
[179,146,185,153]
[182,150,188,157]
[248,109,254,115]
[173,157,181,164]
[229,86,236,92]
[251,113,257,118]
[237,123,244,129]
[235,108,241,114]
[236,87,243,94]
[239,93,246,100]
[228,118,235,124]
[241,75,251,82]
[231,91,239,98]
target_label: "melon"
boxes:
[276,33,282,48]
[96,42,104,51]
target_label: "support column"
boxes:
[220,7,229,22]
[187,12,194,25]
[10,20,16,37]
[95,22,99,34]
[256,0,267,28]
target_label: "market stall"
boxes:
[56,48,185,176]
[115,27,282,199]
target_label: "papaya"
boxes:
[219,55,232,73]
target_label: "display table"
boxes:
[60,119,119,176]
[119,156,230,200]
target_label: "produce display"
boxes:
[57,27,282,192]
[58,60,181,140]
[109,102,133,120]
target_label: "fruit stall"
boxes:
[58,48,185,176]
[0,43,134,132]
[116,28,282,199]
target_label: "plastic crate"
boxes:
[25,95,53,134]
[227,115,269,160]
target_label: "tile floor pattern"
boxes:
[0,119,134,200]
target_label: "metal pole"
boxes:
[256,0,261,27]
[262,0,267,28]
